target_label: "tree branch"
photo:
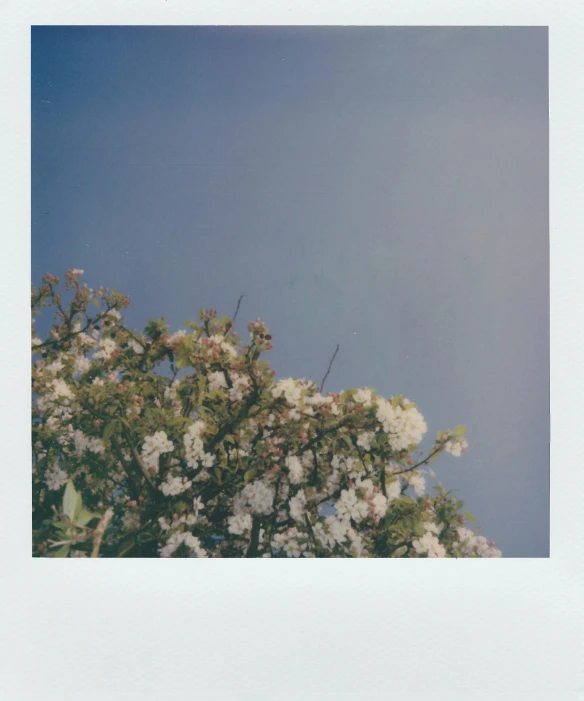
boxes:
[225,293,246,338]
[392,446,443,476]
[120,423,159,494]
[245,516,262,558]
[304,514,320,555]
[110,436,141,500]
[91,508,114,558]
[319,344,340,394]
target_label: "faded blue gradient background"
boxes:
[31,26,549,557]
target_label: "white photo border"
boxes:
[2,2,581,700]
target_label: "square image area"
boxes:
[31,26,549,558]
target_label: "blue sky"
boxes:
[31,26,549,556]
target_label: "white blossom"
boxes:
[271,527,309,557]
[128,339,144,354]
[444,437,468,457]
[335,489,369,523]
[167,329,187,345]
[160,531,207,558]
[93,337,117,361]
[353,388,373,405]
[159,474,192,497]
[375,398,427,451]
[73,430,106,455]
[271,378,302,406]
[192,496,205,517]
[46,359,64,375]
[412,532,446,558]
[184,421,214,470]
[408,472,426,497]
[45,464,68,491]
[72,354,91,375]
[122,510,141,531]
[228,372,250,401]
[51,378,74,400]
[228,513,253,535]
[285,455,304,484]
[208,371,227,392]
[356,431,376,451]
[370,492,389,519]
[289,490,307,521]
[141,431,174,473]
[240,480,275,515]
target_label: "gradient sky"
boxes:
[31,26,549,557]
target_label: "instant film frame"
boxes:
[2,1,581,700]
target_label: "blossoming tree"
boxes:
[32,270,501,558]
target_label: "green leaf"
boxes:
[93,298,100,308]
[52,520,71,529]
[76,509,100,527]
[244,469,257,484]
[453,425,466,437]
[103,420,119,441]
[391,395,403,408]
[392,545,408,558]
[341,435,353,450]
[53,544,71,558]
[63,481,82,522]
[413,521,425,538]
[463,510,477,524]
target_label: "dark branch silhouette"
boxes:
[225,293,246,337]
[319,344,340,393]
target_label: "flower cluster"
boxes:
[141,431,174,473]
[183,421,216,474]
[160,531,207,558]
[455,527,502,558]
[375,397,427,451]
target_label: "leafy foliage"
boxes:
[31,271,500,558]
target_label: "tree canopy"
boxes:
[32,270,501,558]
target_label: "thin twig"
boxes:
[225,293,246,338]
[37,305,115,349]
[91,508,114,558]
[392,446,443,476]
[304,514,321,555]
[319,344,340,393]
